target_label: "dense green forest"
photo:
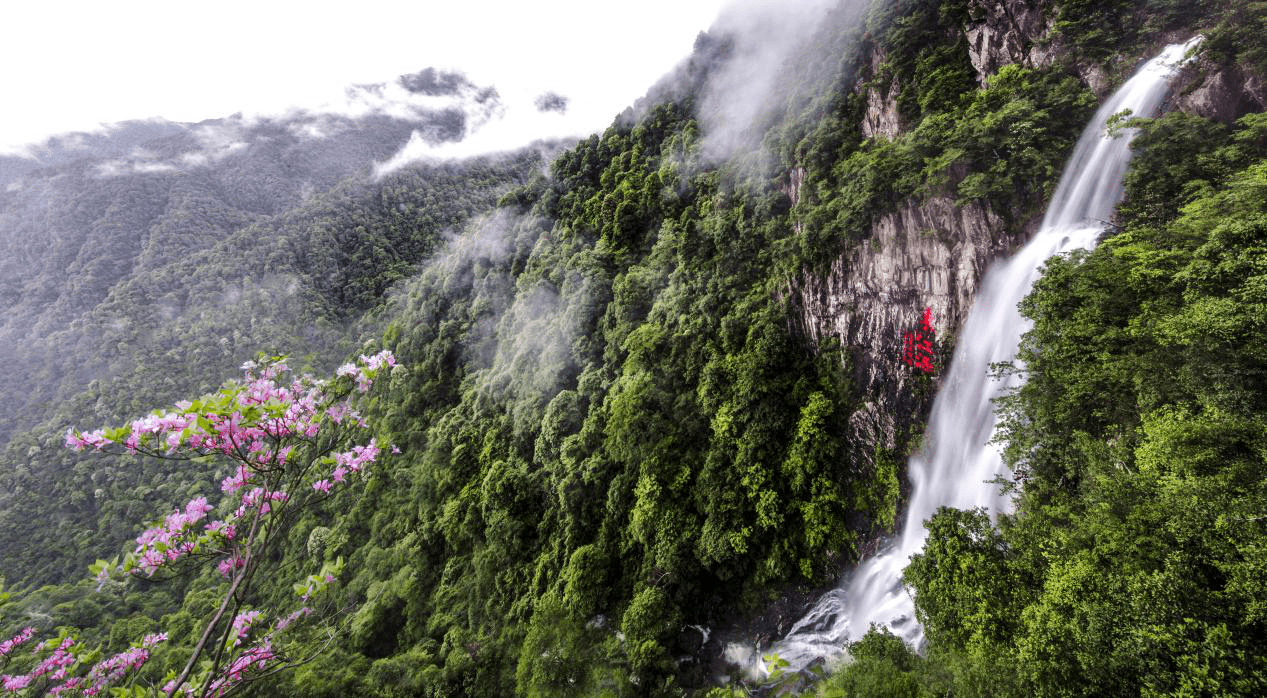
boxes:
[2,0,1266,696]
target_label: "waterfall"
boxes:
[733,37,1203,675]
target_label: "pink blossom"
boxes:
[218,555,245,577]
[47,677,83,695]
[274,607,312,632]
[185,497,213,519]
[206,520,236,541]
[29,637,77,681]
[2,674,32,691]
[83,645,150,692]
[360,350,397,371]
[221,464,250,494]
[65,428,110,451]
[326,402,350,424]
[312,479,333,494]
[0,627,35,656]
[231,610,263,646]
[137,548,166,576]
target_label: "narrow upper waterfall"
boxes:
[743,37,1204,674]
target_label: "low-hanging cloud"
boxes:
[398,68,474,97]
[534,92,569,114]
[696,0,870,162]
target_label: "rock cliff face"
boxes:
[789,196,1026,472]
[789,2,1267,492]
[1172,57,1267,122]
[860,46,902,139]
[784,3,1058,474]
[964,0,1059,81]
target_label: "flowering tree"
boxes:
[0,351,399,697]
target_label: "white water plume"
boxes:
[731,36,1204,678]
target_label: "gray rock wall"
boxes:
[788,1,1267,482]
[789,196,1026,472]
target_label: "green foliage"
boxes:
[1050,0,1217,62]
[914,65,1095,208]
[813,629,945,698]
[792,61,1093,269]
[8,2,1263,696]
[0,154,540,591]
[906,112,1267,697]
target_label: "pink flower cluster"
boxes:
[210,640,274,695]
[0,627,34,657]
[336,350,397,392]
[164,608,307,697]
[233,488,289,519]
[67,353,399,585]
[217,554,245,578]
[132,497,214,575]
[274,607,312,631]
[79,634,167,696]
[231,611,263,647]
[64,429,109,451]
[314,439,380,494]
[42,352,402,695]
[1,633,87,693]
[1,637,80,692]
[1,674,31,691]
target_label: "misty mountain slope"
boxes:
[270,3,1267,696]
[2,1,1266,697]
[236,1,1106,693]
[0,154,545,587]
[0,75,552,587]
[0,66,543,447]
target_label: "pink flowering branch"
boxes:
[5,350,405,698]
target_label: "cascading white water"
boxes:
[731,37,1203,675]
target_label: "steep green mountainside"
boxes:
[2,1,1266,697]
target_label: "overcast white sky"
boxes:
[0,0,729,156]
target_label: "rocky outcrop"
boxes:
[859,45,902,139]
[862,78,902,139]
[1171,57,1267,122]
[961,0,1116,96]
[797,2,1267,478]
[964,0,1058,83]
[782,167,807,235]
[789,197,1031,469]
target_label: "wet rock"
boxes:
[788,196,1032,469]
[862,77,902,139]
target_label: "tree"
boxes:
[0,351,399,697]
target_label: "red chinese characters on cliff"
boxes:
[902,307,937,374]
